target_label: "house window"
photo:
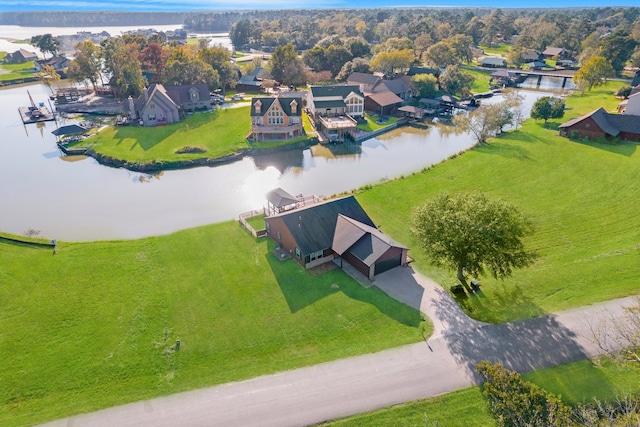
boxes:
[276,231,281,240]
[150,103,155,109]
[346,97,362,114]
[290,100,298,114]
[254,100,262,114]
[309,249,323,261]
[148,113,156,120]
[268,108,284,125]
[295,248,301,259]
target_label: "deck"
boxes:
[18,106,55,124]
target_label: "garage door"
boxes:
[374,254,401,275]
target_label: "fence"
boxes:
[238,209,267,238]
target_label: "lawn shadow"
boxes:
[571,138,637,157]
[266,255,421,327]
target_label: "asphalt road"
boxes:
[40,266,637,427]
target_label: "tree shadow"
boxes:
[266,254,421,327]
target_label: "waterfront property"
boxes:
[307,85,364,142]
[558,107,640,142]
[4,48,37,63]
[265,195,408,280]
[250,96,303,141]
[129,83,211,126]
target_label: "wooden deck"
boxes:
[18,106,55,124]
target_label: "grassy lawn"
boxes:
[357,113,398,132]
[356,81,640,323]
[318,357,640,426]
[0,53,36,81]
[479,43,511,56]
[71,107,251,163]
[0,223,424,427]
[462,67,493,94]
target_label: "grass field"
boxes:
[356,81,640,323]
[479,43,511,56]
[462,67,493,94]
[357,113,398,132]
[72,107,251,162]
[319,358,640,426]
[0,224,424,427]
[0,52,37,81]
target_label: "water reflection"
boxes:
[519,75,576,91]
[0,84,543,241]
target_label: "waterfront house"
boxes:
[307,85,364,142]
[237,67,267,93]
[558,107,640,142]
[542,47,569,59]
[5,49,37,63]
[164,84,211,112]
[480,57,507,68]
[250,96,303,141]
[130,83,180,126]
[34,56,70,72]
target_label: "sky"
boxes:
[0,0,638,12]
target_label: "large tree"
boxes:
[411,73,438,99]
[453,103,512,145]
[574,55,615,92]
[530,96,565,124]
[369,49,413,78]
[30,34,60,59]
[70,40,104,89]
[139,43,169,83]
[438,64,474,96]
[269,43,307,86]
[411,192,536,292]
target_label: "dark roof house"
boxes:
[264,195,408,279]
[542,47,568,58]
[559,107,640,142]
[5,49,37,63]
[480,57,506,68]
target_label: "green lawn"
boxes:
[356,81,640,323]
[72,107,251,163]
[0,224,424,427]
[319,357,640,426]
[479,43,511,56]
[462,67,493,94]
[357,113,398,132]
[0,52,36,81]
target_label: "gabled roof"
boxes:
[51,124,87,136]
[366,91,403,107]
[481,57,506,66]
[632,70,640,88]
[238,67,265,85]
[542,47,566,56]
[372,78,412,95]
[521,49,541,61]
[347,72,380,86]
[309,85,363,99]
[407,66,439,76]
[268,196,375,255]
[559,107,640,136]
[10,49,37,60]
[333,214,407,267]
[165,83,210,105]
[134,83,179,112]
[266,188,298,208]
[251,97,302,116]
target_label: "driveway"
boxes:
[40,265,637,427]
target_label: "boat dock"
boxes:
[18,106,55,124]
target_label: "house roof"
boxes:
[491,70,517,78]
[419,98,440,106]
[309,85,363,99]
[238,67,265,85]
[559,107,640,136]
[165,84,210,105]
[521,49,541,61]
[526,61,547,68]
[134,83,179,113]
[372,78,412,95]
[632,70,640,88]
[407,66,439,76]
[10,49,37,60]
[313,99,347,109]
[269,196,375,255]
[251,97,302,117]
[398,105,424,114]
[481,57,506,66]
[366,91,403,107]
[333,214,407,267]
[51,124,87,136]
[266,188,298,208]
[346,72,380,86]
[542,47,565,56]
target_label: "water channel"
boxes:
[0,26,550,242]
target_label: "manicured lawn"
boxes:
[462,67,493,94]
[0,52,36,81]
[357,113,398,132]
[479,43,511,56]
[318,357,640,426]
[0,223,424,427]
[71,107,251,163]
[356,81,640,323]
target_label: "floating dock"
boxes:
[18,106,56,124]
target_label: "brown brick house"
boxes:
[250,97,303,141]
[558,108,640,142]
[264,195,408,280]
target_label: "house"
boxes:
[558,107,640,142]
[371,77,415,101]
[250,96,303,141]
[237,67,267,93]
[307,85,364,142]
[480,57,506,68]
[521,49,542,62]
[130,83,180,126]
[490,69,519,87]
[164,84,211,112]
[631,70,640,88]
[542,47,568,59]
[5,49,37,63]
[620,92,640,116]
[34,56,70,72]
[365,91,404,115]
[346,73,413,115]
[264,195,408,279]
[346,72,381,94]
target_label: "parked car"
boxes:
[231,93,245,101]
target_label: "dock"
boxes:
[18,106,55,124]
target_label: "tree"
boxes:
[438,65,474,96]
[591,296,640,364]
[477,361,574,427]
[30,34,60,58]
[37,64,60,93]
[369,49,413,78]
[139,43,169,82]
[101,38,146,99]
[424,42,457,69]
[411,73,438,99]
[70,40,104,89]
[336,57,370,82]
[574,56,615,92]
[411,192,536,292]
[269,43,306,86]
[504,91,525,131]
[530,96,565,124]
[453,103,511,145]
[598,30,637,75]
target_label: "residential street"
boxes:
[40,266,637,427]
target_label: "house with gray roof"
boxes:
[237,67,267,93]
[307,85,364,142]
[130,83,180,126]
[559,107,640,142]
[5,49,37,63]
[480,57,507,68]
[264,195,408,279]
[250,96,303,141]
[542,47,569,59]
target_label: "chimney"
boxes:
[143,87,149,104]
[128,96,136,120]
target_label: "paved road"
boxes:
[41,266,637,427]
